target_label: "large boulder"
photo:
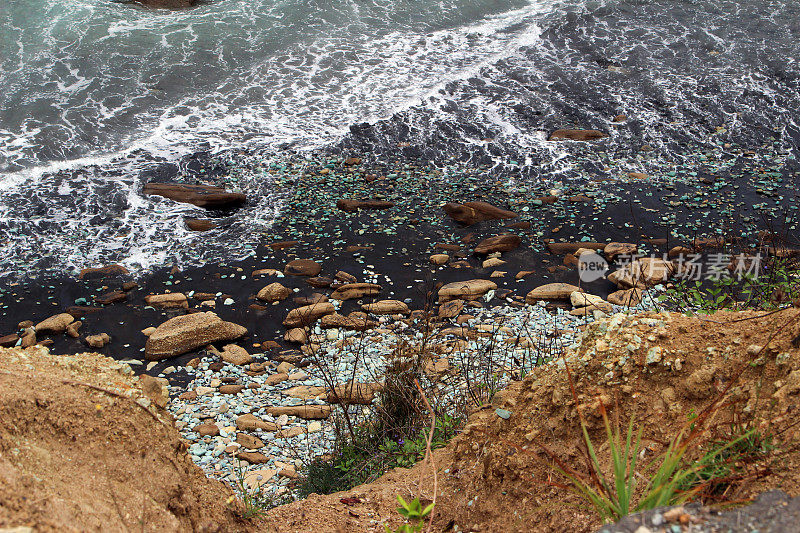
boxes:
[438,279,497,302]
[142,182,245,208]
[145,312,247,360]
[442,201,518,226]
[474,234,521,255]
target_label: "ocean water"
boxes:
[0,0,798,277]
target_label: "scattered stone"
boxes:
[285,328,308,344]
[219,384,244,395]
[236,414,278,432]
[236,451,270,464]
[284,259,322,277]
[604,242,638,262]
[95,290,127,305]
[66,321,82,338]
[35,313,75,334]
[283,302,336,328]
[330,283,382,300]
[78,264,129,280]
[473,234,521,254]
[442,201,518,226]
[86,333,111,348]
[144,293,188,309]
[236,433,265,450]
[438,279,497,302]
[221,344,253,365]
[438,299,465,318]
[361,300,410,315]
[139,374,169,408]
[267,405,332,420]
[430,254,449,265]
[257,282,291,302]
[607,288,644,306]
[526,283,583,302]
[195,423,220,437]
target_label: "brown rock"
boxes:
[144,293,188,309]
[545,242,605,255]
[0,334,19,347]
[548,129,608,141]
[195,423,220,437]
[221,344,253,365]
[145,311,247,360]
[306,277,334,288]
[143,182,245,208]
[442,201,518,226]
[319,313,377,331]
[78,264,129,280]
[283,302,336,328]
[264,373,289,386]
[270,240,299,250]
[95,291,127,305]
[361,300,410,315]
[438,279,497,302]
[257,283,290,303]
[138,374,170,409]
[86,333,111,348]
[236,414,278,432]
[669,246,693,258]
[236,451,270,464]
[237,433,265,450]
[66,321,82,338]
[604,242,638,262]
[607,288,644,306]
[336,199,395,212]
[219,384,244,395]
[267,405,331,420]
[284,259,322,277]
[327,382,382,405]
[473,234,521,255]
[438,300,465,319]
[184,218,217,231]
[35,313,75,334]
[330,283,382,301]
[430,254,449,265]
[284,328,308,344]
[335,271,357,283]
[526,283,583,302]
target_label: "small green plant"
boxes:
[540,402,759,523]
[232,463,283,519]
[384,495,435,533]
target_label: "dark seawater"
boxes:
[0,0,798,278]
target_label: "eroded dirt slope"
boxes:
[0,346,251,533]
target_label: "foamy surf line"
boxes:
[0,1,558,279]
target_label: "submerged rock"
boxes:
[142,182,245,208]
